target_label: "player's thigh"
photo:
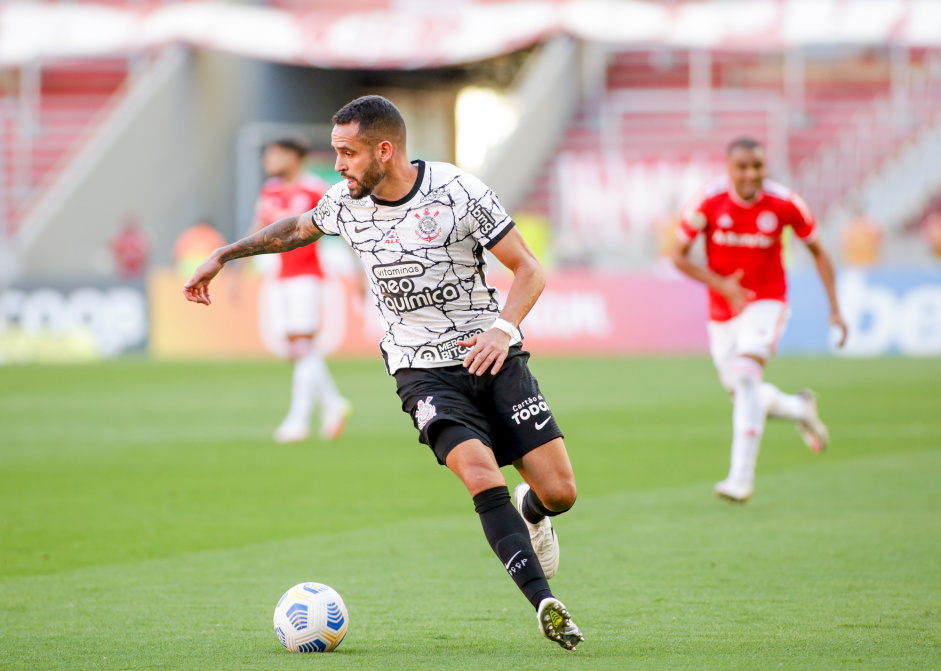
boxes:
[445,439,507,496]
[737,300,790,361]
[512,437,577,510]
[393,367,492,466]
[279,275,322,336]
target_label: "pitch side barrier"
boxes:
[781,267,941,357]
[3,268,937,364]
[0,280,147,364]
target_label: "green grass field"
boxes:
[1,356,939,670]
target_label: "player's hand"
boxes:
[829,311,848,348]
[459,329,511,376]
[183,253,224,306]
[718,269,756,315]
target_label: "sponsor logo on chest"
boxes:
[711,229,775,249]
[371,262,460,315]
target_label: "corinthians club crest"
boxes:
[415,396,437,429]
[414,208,442,242]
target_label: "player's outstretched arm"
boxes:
[805,239,848,347]
[183,211,322,305]
[672,240,755,315]
[459,227,545,376]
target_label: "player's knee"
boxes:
[718,364,736,394]
[447,447,505,495]
[462,469,506,496]
[287,336,314,358]
[732,357,763,390]
[540,478,577,513]
[719,374,735,395]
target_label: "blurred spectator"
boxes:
[923,208,941,261]
[655,208,680,260]
[173,222,226,277]
[110,215,151,279]
[841,208,882,267]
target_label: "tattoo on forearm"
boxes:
[220,214,321,262]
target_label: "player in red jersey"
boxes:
[253,139,350,443]
[673,137,848,502]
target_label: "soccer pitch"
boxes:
[1,356,938,670]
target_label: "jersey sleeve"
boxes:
[788,192,817,242]
[677,192,709,242]
[310,185,343,236]
[454,173,515,249]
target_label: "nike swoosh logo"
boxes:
[504,551,522,569]
[354,224,371,233]
[535,416,552,430]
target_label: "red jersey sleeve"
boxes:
[677,191,709,242]
[788,192,817,242]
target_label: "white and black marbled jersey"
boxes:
[311,160,518,374]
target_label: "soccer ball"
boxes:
[273,582,349,652]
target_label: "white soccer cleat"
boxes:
[796,389,828,453]
[513,483,560,579]
[537,597,584,651]
[713,478,754,503]
[274,417,311,444]
[319,399,352,441]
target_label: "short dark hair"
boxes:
[727,136,763,155]
[332,95,406,146]
[269,138,308,158]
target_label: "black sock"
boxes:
[473,486,553,609]
[520,488,567,525]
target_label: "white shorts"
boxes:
[264,275,322,336]
[708,299,790,392]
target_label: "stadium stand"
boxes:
[5,2,941,273]
[516,48,941,264]
[0,60,130,237]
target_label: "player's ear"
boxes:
[376,140,394,163]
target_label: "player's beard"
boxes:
[346,156,385,199]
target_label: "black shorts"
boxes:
[394,346,564,467]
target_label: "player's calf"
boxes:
[796,389,829,453]
[474,486,553,608]
[514,483,562,579]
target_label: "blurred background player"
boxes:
[252,139,350,443]
[673,137,848,503]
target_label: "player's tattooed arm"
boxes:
[183,211,322,306]
[219,211,322,263]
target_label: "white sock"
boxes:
[307,354,344,416]
[728,358,766,485]
[285,353,320,425]
[759,383,808,421]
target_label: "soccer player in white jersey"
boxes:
[673,137,848,503]
[184,96,583,650]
